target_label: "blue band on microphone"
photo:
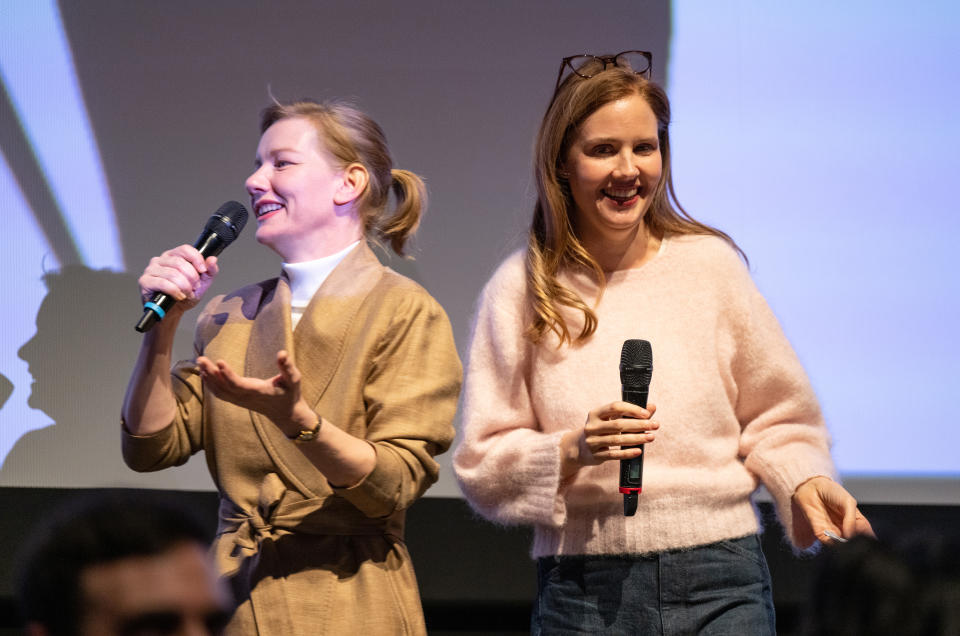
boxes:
[144,301,165,319]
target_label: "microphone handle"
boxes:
[134,233,229,333]
[619,386,649,516]
[135,292,174,333]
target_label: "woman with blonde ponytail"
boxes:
[454,52,873,633]
[123,98,461,635]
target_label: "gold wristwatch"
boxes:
[290,414,321,443]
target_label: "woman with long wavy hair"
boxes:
[454,52,872,634]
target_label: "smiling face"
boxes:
[563,93,663,253]
[245,116,362,262]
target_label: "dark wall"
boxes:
[1,487,956,635]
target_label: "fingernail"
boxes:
[822,530,847,542]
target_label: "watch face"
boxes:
[296,429,317,442]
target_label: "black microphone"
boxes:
[619,339,653,516]
[135,201,248,333]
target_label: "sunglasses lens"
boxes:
[566,55,597,78]
[615,51,651,76]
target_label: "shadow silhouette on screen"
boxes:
[0,266,142,486]
[0,372,11,410]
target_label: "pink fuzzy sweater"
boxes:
[453,234,836,557]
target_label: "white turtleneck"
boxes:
[282,241,360,328]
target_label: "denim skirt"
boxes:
[532,534,776,635]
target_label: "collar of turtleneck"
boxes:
[281,241,360,324]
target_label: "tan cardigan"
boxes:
[123,244,462,635]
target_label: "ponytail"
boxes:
[376,169,426,257]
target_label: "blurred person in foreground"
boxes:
[16,494,231,636]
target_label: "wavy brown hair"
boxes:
[260,99,425,256]
[527,63,745,345]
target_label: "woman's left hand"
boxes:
[197,349,309,436]
[791,476,875,548]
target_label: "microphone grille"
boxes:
[204,201,249,243]
[620,339,652,387]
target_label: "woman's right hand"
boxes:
[138,245,219,318]
[560,401,659,479]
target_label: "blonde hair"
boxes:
[260,99,425,256]
[528,63,745,345]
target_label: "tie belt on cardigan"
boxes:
[216,473,403,560]
[213,473,408,633]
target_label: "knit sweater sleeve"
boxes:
[720,247,837,546]
[453,256,567,528]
